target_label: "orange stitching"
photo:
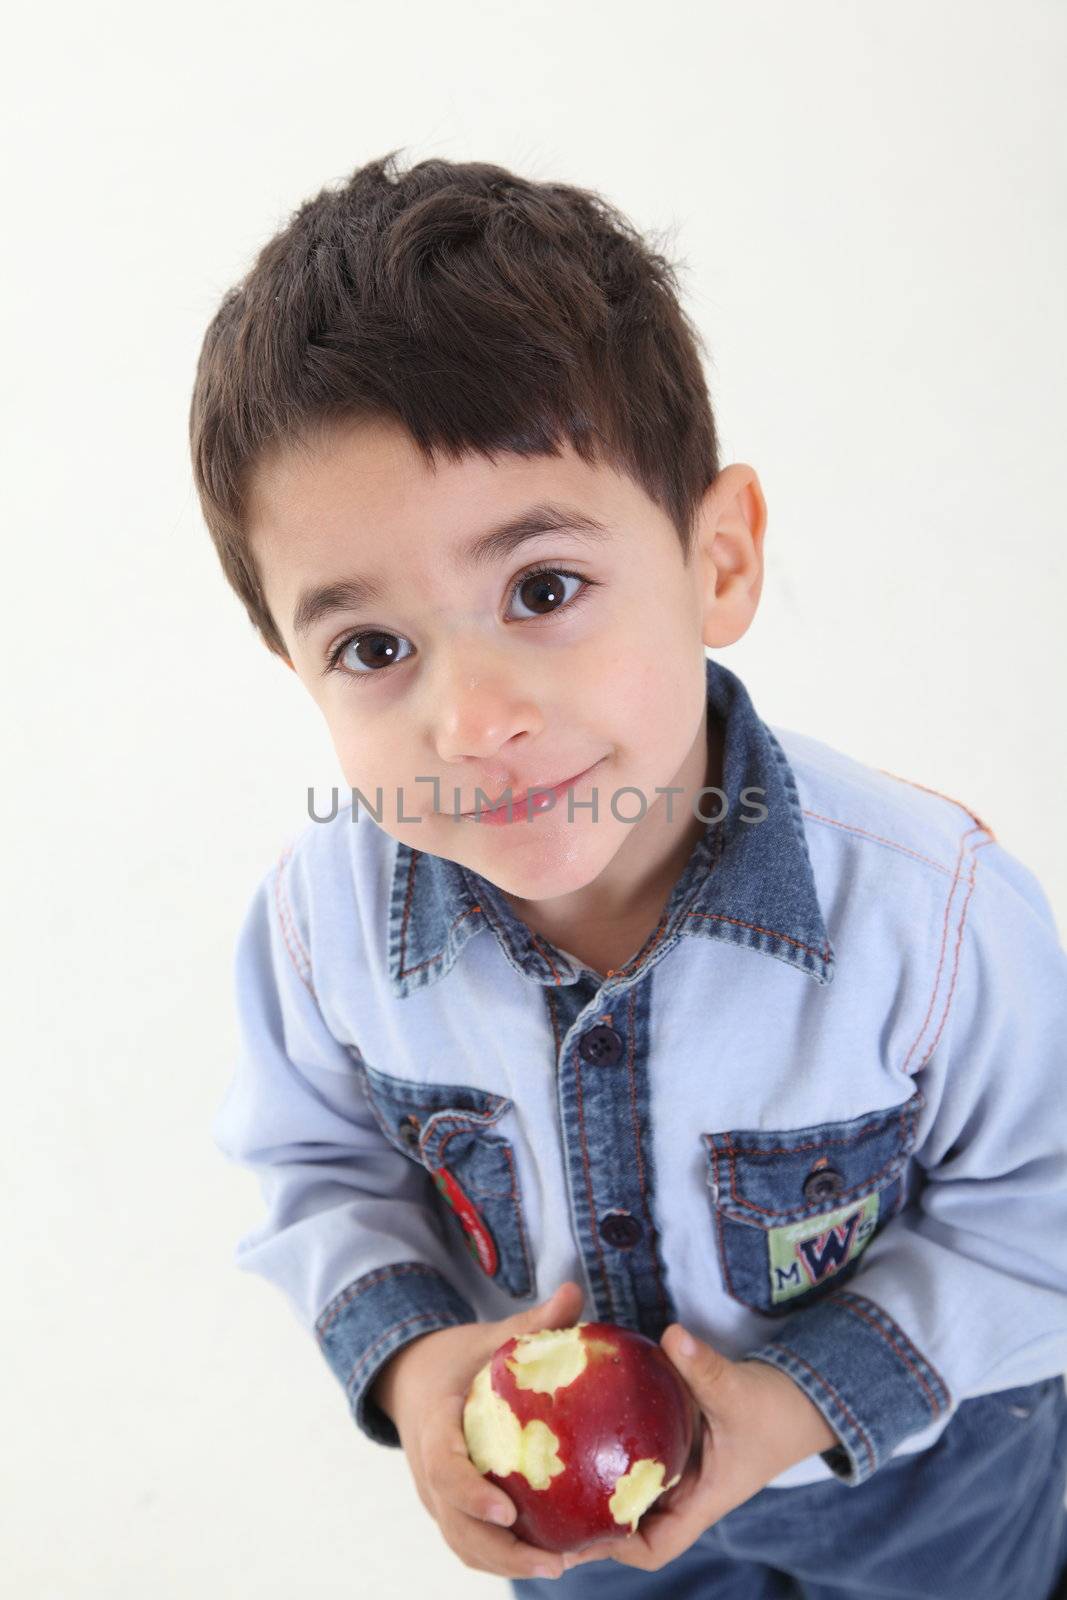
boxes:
[428,1135,535,1295]
[275,844,313,966]
[876,768,998,841]
[396,847,419,978]
[609,907,672,979]
[901,826,988,1075]
[530,932,566,986]
[546,989,561,1061]
[712,1190,740,1300]
[900,825,976,1074]
[828,1290,949,1416]
[396,844,483,979]
[683,910,831,965]
[709,1164,862,1323]
[398,905,483,978]
[346,1311,449,1392]
[910,836,995,1074]
[499,1140,536,1295]
[623,986,670,1322]
[720,1142,905,1222]
[315,1261,448,1338]
[273,845,317,1003]
[758,1347,877,1477]
[719,1096,919,1160]
[800,810,955,876]
[435,1119,514,1198]
[278,843,313,972]
[573,1028,616,1318]
[609,822,726,979]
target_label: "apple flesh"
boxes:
[462,1320,696,1554]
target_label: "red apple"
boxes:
[462,1320,697,1554]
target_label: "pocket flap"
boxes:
[702,1085,925,1228]
[356,1057,514,1161]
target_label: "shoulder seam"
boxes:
[273,841,317,1001]
[799,767,997,879]
[875,767,998,842]
[900,824,996,1076]
[800,808,959,878]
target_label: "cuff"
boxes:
[742,1288,952,1486]
[314,1260,477,1447]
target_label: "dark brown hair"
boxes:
[188,149,721,660]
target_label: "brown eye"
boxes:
[352,633,402,669]
[325,565,596,685]
[327,630,413,679]
[508,567,584,619]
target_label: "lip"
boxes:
[462,758,606,825]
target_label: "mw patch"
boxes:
[767,1192,879,1304]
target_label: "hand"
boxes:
[372,1279,587,1583]
[561,1325,840,1573]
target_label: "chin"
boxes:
[476,832,621,902]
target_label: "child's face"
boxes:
[247,415,764,906]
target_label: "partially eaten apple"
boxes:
[462,1320,697,1554]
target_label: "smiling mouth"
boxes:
[460,758,604,819]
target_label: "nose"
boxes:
[431,646,546,765]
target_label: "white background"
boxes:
[4,1,1065,1593]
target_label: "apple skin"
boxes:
[462,1320,697,1555]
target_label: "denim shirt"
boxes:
[212,656,1067,1490]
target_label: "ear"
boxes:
[693,464,767,650]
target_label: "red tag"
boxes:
[430,1164,499,1277]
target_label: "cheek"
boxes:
[322,710,388,792]
[330,723,435,831]
[603,655,671,725]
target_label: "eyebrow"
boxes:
[291,500,617,642]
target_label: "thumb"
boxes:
[508,1279,585,1339]
[662,1323,736,1408]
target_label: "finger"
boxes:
[565,1503,681,1572]
[661,1323,737,1407]
[562,1487,696,1571]
[428,1395,518,1530]
[620,1426,728,1571]
[506,1279,586,1339]
[564,1422,713,1572]
[654,1452,703,1519]
[563,1536,635,1570]
[439,1503,567,1582]
[432,1396,567,1580]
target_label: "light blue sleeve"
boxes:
[211,851,476,1447]
[745,837,1067,1485]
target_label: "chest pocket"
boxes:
[702,1086,925,1317]
[355,1057,535,1301]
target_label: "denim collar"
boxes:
[387,655,835,996]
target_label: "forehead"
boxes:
[245,414,651,578]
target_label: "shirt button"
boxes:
[398,1116,421,1150]
[599,1211,643,1248]
[802,1166,844,1203]
[578,1024,624,1066]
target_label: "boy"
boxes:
[194,152,1067,1597]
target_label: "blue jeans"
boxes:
[512,1377,1067,1600]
